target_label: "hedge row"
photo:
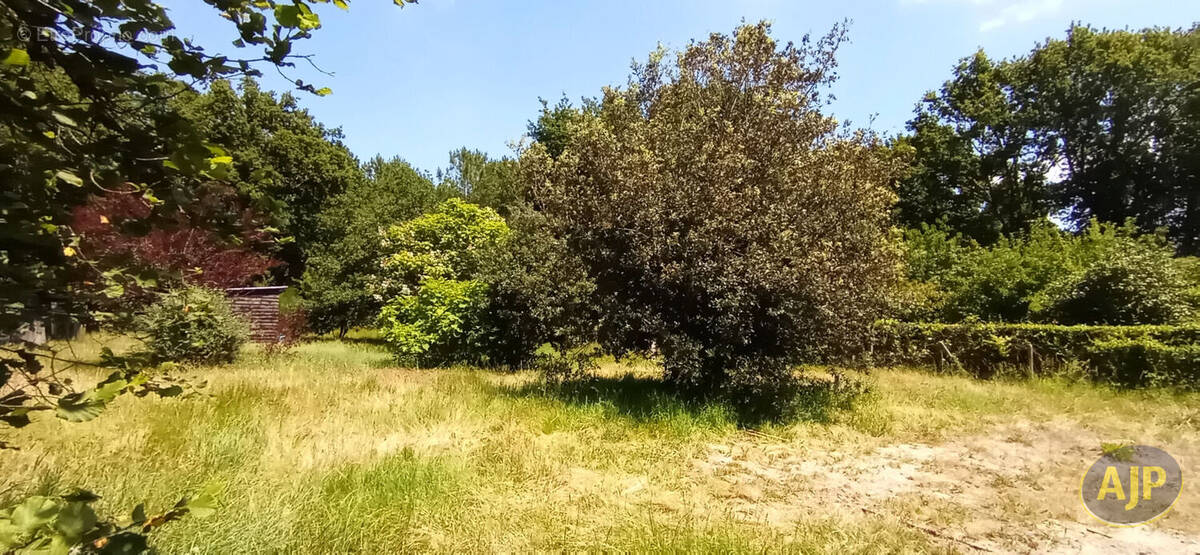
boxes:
[867,320,1200,388]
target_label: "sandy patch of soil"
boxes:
[688,420,1200,553]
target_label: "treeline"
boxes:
[895,25,1200,252]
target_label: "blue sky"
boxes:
[162,0,1196,174]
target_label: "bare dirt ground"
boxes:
[685,419,1200,553]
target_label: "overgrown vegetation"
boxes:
[5,340,1196,552]
[870,320,1200,387]
[524,23,902,420]
[899,220,1200,324]
[3,2,1199,550]
[140,287,249,366]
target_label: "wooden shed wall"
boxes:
[227,293,280,343]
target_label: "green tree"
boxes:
[1023,25,1200,252]
[439,148,523,214]
[375,198,509,296]
[179,79,363,278]
[895,51,1053,244]
[526,96,589,159]
[478,209,597,368]
[302,156,448,335]
[898,25,1200,251]
[374,200,510,365]
[524,22,903,420]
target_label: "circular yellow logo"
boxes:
[1080,445,1182,527]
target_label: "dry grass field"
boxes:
[2,336,1198,553]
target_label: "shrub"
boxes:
[374,198,509,299]
[264,308,309,355]
[478,209,597,368]
[525,23,902,417]
[1036,245,1195,325]
[378,278,491,366]
[140,286,249,365]
[899,220,1188,324]
[869,320,1200,387]
[1085,339,1200,388]
[534,345,602,384]
[374,200,512,365]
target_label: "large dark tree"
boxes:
[895,51,1053,244]
[1024,25,1200,252]
[897,25,1200,251]
[525,22,903,420]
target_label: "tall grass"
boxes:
[2,339,1196,551]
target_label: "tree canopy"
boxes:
[897,24,1200,250]
[525,22,903,419]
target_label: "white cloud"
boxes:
[979,0,1066,31]
[900,0,1071,31]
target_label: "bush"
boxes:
[478,209,597,368]
[899,220,1192,324]
[869,320,1200,387]
[264,308,309,355]
[378,278,491,366]
[1085,339,1200,388]
[525,23,902,416]
[1036,245,1195,325]
[374,198,509,299]
[374,199,513,366]
[140,286,249,365]
[534,345,601,384]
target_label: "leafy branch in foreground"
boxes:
[2,1,412,551]
[0,345,205,434]
[0,487,216,553]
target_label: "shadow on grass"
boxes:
[503,373,717,420]
[498,372,868,428]
[316,335,389,347]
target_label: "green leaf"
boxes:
[184,491,217,519]
[52,502,97,541]
[2,48,30,66]
[55,393,106,423]
[274,4,301,27]
[11,496,58,534]
[103,282,125,299]
[55,171,83,187]
[90,375,129,403]
[333,0,349,9]
[130,503,146,526]
[51,112,77,127]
